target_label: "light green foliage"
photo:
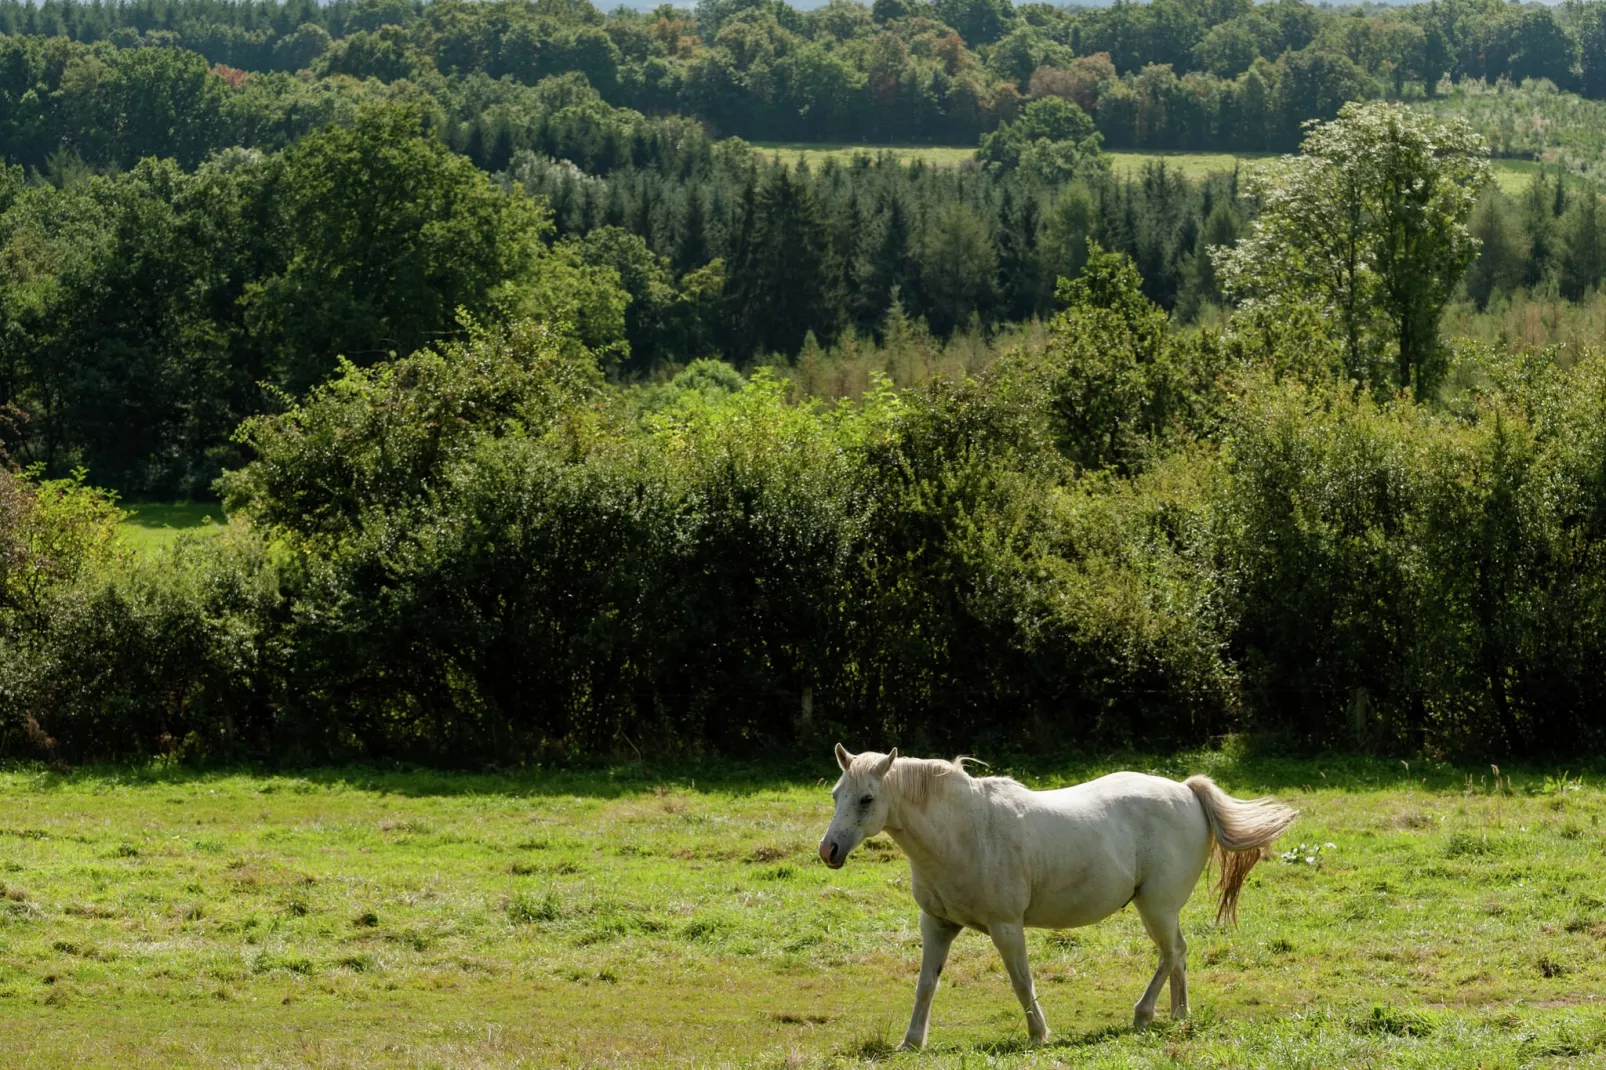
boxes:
[1421,80,1606,187]
[753,144,978,170]
[220,318,602,543]
[0,757,1602,1066]
[1217,101,1490,397]
[0,469,125,630]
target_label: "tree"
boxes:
[727,167,836,356]
[1272,46,1374,149]
[934,0,1013,47]
[976,96,1103,181]
[1463,194,1528,309]
[918,202,996,336]
[248,106,552,391]
[1499,8,1578,91]
[675,187,710,273]
[996,186,1045,322]
[1216,101,1488,397]
[865,195,918,337]
[1560,192,1606,301]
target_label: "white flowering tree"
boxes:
[1216,101,1490,398]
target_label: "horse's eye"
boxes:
[859,795,874,807]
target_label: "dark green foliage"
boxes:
[5,300,1606,763]
[0,104,625,496]
[1219,351,1606,755]
[976,97,1103,182]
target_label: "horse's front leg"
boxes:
[900,911,962,1051]
[988,922,1050,1045]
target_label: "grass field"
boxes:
[1,751,1603,1067]
[752,143,977,169]
[118,501,226,553]
[750,142,1540,194]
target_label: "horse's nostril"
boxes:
[829,842,839,861]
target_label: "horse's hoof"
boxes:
[1030,1031,1051,1046]
[897,1041,921,1052]
[1132,1013,1155,1032]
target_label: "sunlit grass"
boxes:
[747,142,1540,196]
[751,142,977,169]
[0,752,1601,1066]
[117,501,226,554]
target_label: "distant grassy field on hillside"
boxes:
[752,143,1540,194]
[1,753,1602,1067]
[752,142,976,169]
[118,501,225,553]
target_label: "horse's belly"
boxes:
[1022,876,1135,929]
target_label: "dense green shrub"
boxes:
[1218,350,1606,755]
[4,532,279,759]
[201,311,1235,761]
[7,303,1606,764]
[0,468,273,759]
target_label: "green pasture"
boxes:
[117,501,225,553]
[752,142,977,169]
[0,752,1602,1067]
[750,143,1540,195]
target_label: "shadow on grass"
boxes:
[4,748,1600,800]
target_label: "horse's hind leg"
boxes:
[1168,959,1188,1019]
[900,911,962,1051]
[987,922,1050,1045]
[1132,896,1187,1030]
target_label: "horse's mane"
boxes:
[856,754,1002,809]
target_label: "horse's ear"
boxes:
[835,742,853,771]
[871,749,897,777]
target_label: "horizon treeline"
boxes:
[6,0,1606,155]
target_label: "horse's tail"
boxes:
[1184,775,1297,926]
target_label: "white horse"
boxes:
[817,745,1296,1049]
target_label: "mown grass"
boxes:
[117,501,226,554]
[0,752,1603,1067]
[749,142,1538,195]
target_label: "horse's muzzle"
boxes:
[819,839,844,868]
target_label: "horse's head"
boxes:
[818,743,898,869]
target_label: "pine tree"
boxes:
[1560,191,1605,300]
[866,195,915,336]
[632,179,655,252]
[722,176,762,357]
[996,186,1044,322]
[1522,169,1558,288]
[675,188,710,273]
[464,120,488,169]
[487,122,514,173]
[747,168,837,355]
[837,191,871,335]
